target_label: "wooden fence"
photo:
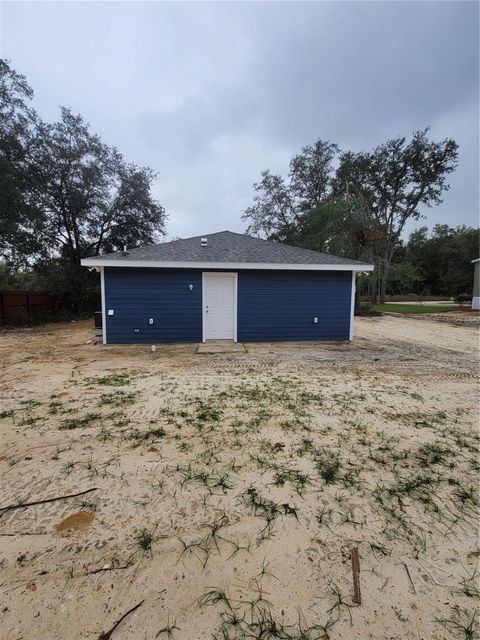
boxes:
[0,291,56,323]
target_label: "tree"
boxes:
[335,129,459,302]
[27,107,166,267]
[293,197,382,259]
[406,224,479,297]
[0,59,42,261]
[0,60,167,312]
[242,139,338,241]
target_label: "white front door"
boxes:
[203,273,236,340]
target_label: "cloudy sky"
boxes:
[1,1,478,240]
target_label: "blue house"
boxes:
[81,231,374,344]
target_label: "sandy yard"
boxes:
[0,313,479,640]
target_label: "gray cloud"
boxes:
[1,1,478,240]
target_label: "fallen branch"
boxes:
[97,600,144,639]
[404,562,417,594]
[87,563,130,575]
[0,488,98,515]
[351,547,362,604]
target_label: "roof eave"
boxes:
[80,258,374,272]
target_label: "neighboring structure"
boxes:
[81,231,374,344]
[472,258,480,310]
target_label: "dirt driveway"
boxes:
[0,315,478,640]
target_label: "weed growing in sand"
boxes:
[99,391,137,407]
[314,450,341,484]
[238,486,280,542]
[156,615,180,638]
[59,412,102,430]
[416,442,452,466]
[453,485,478,508]
[296,437,314,457]
[128,426,166,443]
[0,409,14,419]
[460,568,480,599]
[179,514,232,568]
[272,467,310,496]
[51,445,66,460]
[19,415,42,427]
[98,425,112,441]
[176,464,232,494]
[254,558,278,582]
[84,372,132,387]
[316,505,334,531]
[137,529,155,552]
[80,500,97,512]
[327,583,358,625]
[200,583,337,640]
[438,606,478,640]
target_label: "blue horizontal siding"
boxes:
[237,271,351,341]
[104,268,202,343]
[103,267,352,343]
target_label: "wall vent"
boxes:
[201,237,208,247]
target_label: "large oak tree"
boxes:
[243,131,458,302]
[0,60,166,310]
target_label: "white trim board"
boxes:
[100,266,107,345]
[349,271,356,341]
[81,259,374,272]
[202,272,238,343]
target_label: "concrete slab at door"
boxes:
[203,274,236,340]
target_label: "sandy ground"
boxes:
[0,314,479,640]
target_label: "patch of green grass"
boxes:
[238,486,280,539]
[19,416,38,426]
[84,372,132,387]
[128,427,166,442]
[99,391,137,407]
[59,412,102,430]
[374,303,458,314]
[0,409,14,420]
[314,450,341,484]
[416,442,452,466]
[272,467,310,496]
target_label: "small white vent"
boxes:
[201,237,208,247]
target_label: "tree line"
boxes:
[241,136,478,302]
[0,60,166,312]
[1,59,478,317]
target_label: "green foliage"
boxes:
[404,224,479,298]
[0,60,166,312]
[243,131,460,302]
[59,412,102,430]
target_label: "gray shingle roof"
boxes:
[82,230,372,267]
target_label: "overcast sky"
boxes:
[1,1,478,240]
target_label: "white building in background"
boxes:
[472,258,480,310]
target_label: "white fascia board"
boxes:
[81,259,374,272]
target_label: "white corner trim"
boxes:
[233,273,238,343]
[202,272,238,343]
[100,266,107,345]
[81,258,374,272]
[201,272,206,343]
[349,271,356,341]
